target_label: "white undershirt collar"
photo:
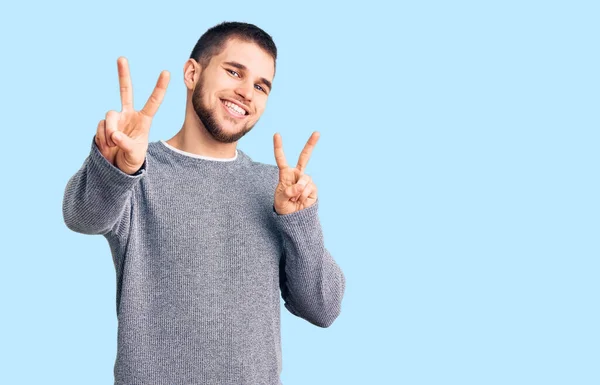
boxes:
[160,140,238,162]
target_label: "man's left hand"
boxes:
[273,131,320,215]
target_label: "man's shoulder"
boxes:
[242,154,279,190]
[248,159,279,182]
[249,159,278,173]
[238,150,276,171]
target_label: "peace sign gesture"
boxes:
[273,131,320,215]
[95,57,170,174]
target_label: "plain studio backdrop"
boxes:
[1,1,598,384]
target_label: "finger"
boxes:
[289,175,311,201]
[105,110,119,147]
[141,70,170,118]
[111,130,135,153]
[95,119,106,149]
[297,182,316,205]
[296,131,320,173]
[284,183,305,200]
[273,133,289,170]
[117,57,134,111]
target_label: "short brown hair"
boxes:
[190,21,277,73]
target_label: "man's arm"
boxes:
[273,199,346,328]
[63,57,168,236]
[62,136,145,235]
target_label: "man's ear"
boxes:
[183,59,201,91]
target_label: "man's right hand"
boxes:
[95,57,170,175]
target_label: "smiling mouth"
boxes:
[221,99,248,119]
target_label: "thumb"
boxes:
[111,131,135,153]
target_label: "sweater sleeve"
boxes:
[62,136,146,236]
[272,199,346,328]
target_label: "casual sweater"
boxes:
[62,137,346,385]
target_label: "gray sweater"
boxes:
[62,137,346,385]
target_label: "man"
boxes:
[62,21,346,385]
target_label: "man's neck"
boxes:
[166,109,238,159]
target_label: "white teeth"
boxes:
[223,100,246,115]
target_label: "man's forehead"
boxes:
[218,39,275,78]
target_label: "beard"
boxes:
[191,76,255,144]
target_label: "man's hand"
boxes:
[95,57,170,175]
[273,131,320,215]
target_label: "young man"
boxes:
[62,21,346,384]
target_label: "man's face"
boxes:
[191,38,275,143]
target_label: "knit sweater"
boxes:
[62,137,346,385]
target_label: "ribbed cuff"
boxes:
[89,135,147,191]
[272,199,320,232]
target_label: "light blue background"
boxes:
[1,1,598,384]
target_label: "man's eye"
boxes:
[227,69,239,77]
[255,84,265,92]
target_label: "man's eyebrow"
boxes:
[224,61,272,91]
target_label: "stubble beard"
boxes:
[191,76,255,144]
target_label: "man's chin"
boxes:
[221,116,254,134]
[208,125,251,143]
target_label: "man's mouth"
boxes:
[221,99,248,119]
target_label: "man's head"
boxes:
[185,22,277,144]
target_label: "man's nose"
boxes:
[235,80,254,102]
